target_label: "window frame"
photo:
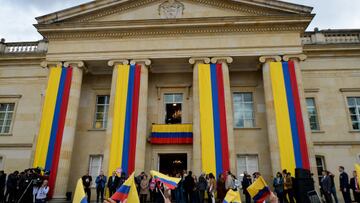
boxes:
[236,154,259,178]
[315,155,326,183]
[346,96,360,131]
[232,92,256,129]
[88,154,103,188]
[163,93,184,124]
[0,96,20,136]
[92,94,110,130]
[306,97,321,131]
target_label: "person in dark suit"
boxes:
[107,171,119,197]
[82,171,92,203]
[350,170,360,203]
[339,166,351,203]
[0,171,6,203]
[321,171,333,203]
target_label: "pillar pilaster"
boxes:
[259,55,282,176]
[189,57,210,175]
[210,57,236,174]
[53,61,86,198]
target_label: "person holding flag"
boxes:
[246,173,271,203]
[73,178,88,203]
[111,173,139,203]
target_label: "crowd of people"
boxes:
[0,168,49,203]
[319,166,360,203]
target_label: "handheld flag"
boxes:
[223,189,242,203]
[73,178,87,203]
[356,164,360,188]
[247,176,270,203]
[111,173,139,203]
[150,170,181,190]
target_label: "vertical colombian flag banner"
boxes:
[108,64,141,176]
[33,65,73,197]
[198,63,230,177]
[269,61,310,173]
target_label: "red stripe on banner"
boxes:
[128,64,141,174]
[150,138,193,144]
[216,63,230,172]
[48,67,73,198]
[288,61,310,169]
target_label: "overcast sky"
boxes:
[1,0,360,42]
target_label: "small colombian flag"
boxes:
[73,178,87,203]
[355,164,360,188]
[111,173,139,203]
[246,176,271,203]
[150,170,181,190]
[223,189,242,203]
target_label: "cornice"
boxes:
[40,22,309,41]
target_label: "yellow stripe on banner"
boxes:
[198,64,216,176]
[269,62,296,174]
[108,64,130,176]
[33,65,62,168]
[152,124,193,133]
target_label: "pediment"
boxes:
[36,0,313,24]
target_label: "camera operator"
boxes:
[17,168,45,203]
[33,180,49,203]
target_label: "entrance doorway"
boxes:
[159,153,187,176]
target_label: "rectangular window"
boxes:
[347,97,360,130]
[233,93,255,128]
[237,155,259,177]
[164,93,183,124]
[93,96,110,129]
[306,98,320,131]
[89,155,103,187]
[0,103,15,134]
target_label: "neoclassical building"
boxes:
[0,0,360,200]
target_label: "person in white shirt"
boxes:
[34,180,49,203]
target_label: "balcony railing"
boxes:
[0,38,48,54]
[302,29,360,45]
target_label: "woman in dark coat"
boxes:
[216,174,226,203]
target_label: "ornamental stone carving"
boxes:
[159,0,184,19]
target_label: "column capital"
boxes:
[283,54,307,62]
[189,57,211,65]
[108,59,129,67]
[130,59,151,66]
[40,61,62,68]
[211,57,233,64]
[64,61,88,72]
[259,56,282,63]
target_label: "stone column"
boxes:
[130,59,151,173]
[189,57,210,176]
[283,54,319,188]
[259,56,282,176]
[103,59,150,175]
[103,59,129,177]
[210,57,236,173]
[53,61,86,198]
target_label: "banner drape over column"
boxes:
[269,61,310,173]
[108,64,141,176]
[198,63,230,177]
[33,65,73,197]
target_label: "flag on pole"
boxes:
[73,178,87,203]
[150,170,181,189]
[246,176,271,203]
[223,189,242,203]
[111,173,139,203]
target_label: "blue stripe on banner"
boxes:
[122,65,135,174]
[282,62,302,168]
[210,63,223,177]
[80,197,88,203]
[117,185,131,194]
[151,132,193,138]
[253,186,270,201]
[155,177,177,188]
[45,67,67,171]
